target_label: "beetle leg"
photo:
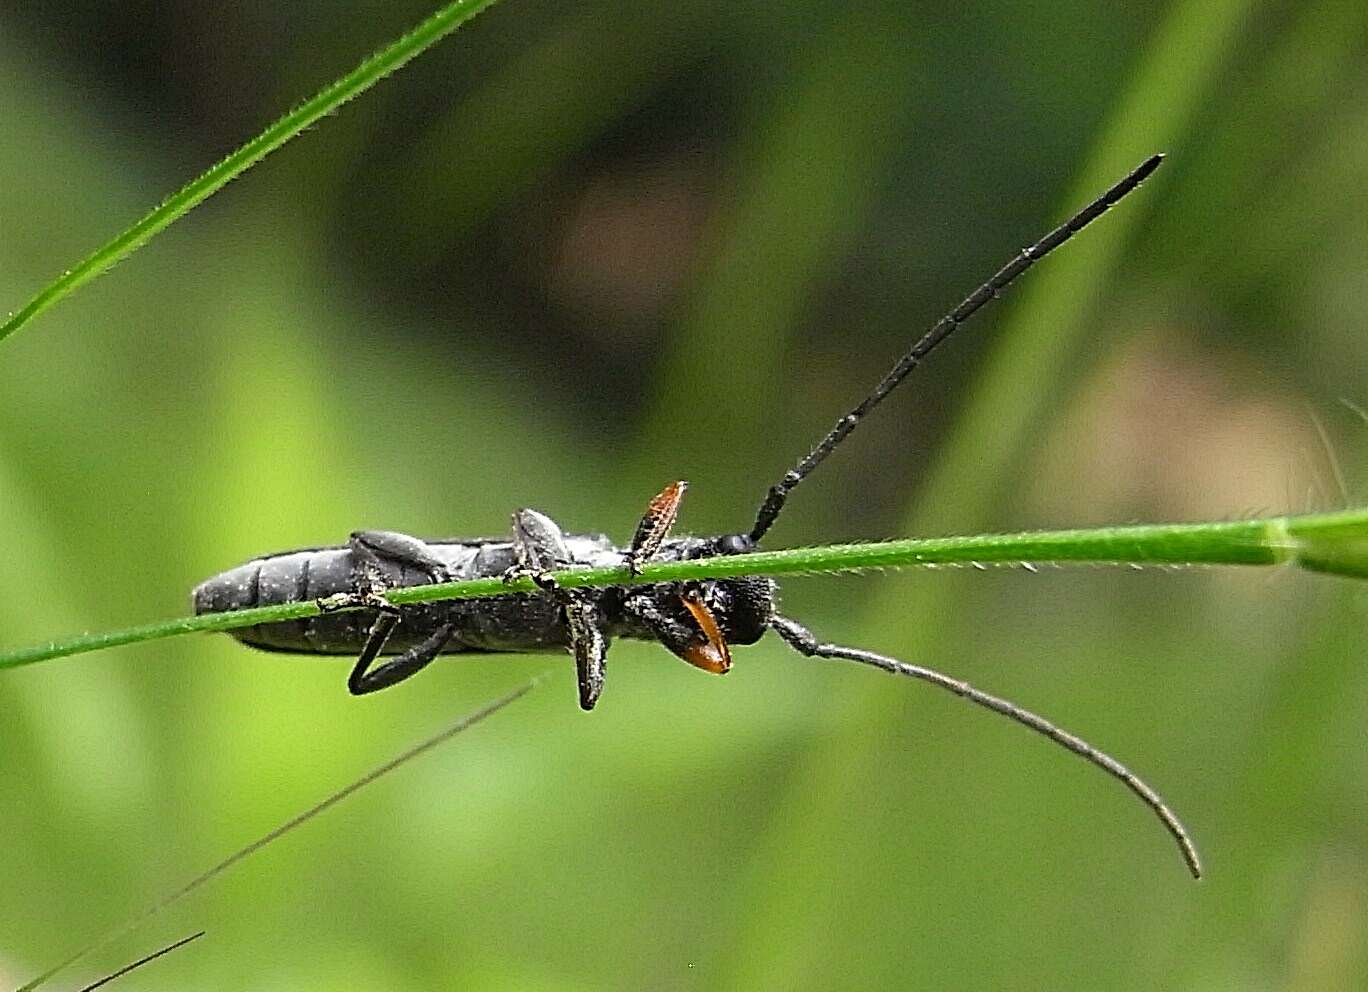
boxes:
[622,592,719,673]
[503,509,610,707]
[317,530,456,614]
[348,617,458,695]
[676,592,732,673]
[625,591,732,674]
[565,596,608,710]
[505,508,573,591]
[331,531,458,695]
[623,594,693,649]
[625,481,686,575]
[351,529,454,585]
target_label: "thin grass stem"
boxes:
[2,508,1365,673]
[0,0,507,346]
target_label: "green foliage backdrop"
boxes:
[2,1,1366,988]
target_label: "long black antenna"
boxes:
[769,614,1201,878]
[749,153,1165,544]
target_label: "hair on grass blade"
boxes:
[74,931,205,992]
[16,677,542,992]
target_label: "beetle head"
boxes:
[637,575,774,675]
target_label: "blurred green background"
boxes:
[3,1,1367,988]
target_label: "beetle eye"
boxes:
[715,534,753,555]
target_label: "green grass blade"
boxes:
[3,507,1365,673]
[0,0,506,346]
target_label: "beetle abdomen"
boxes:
[192,541,585,656]
[193,548,378,653]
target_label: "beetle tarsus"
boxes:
[317,589,398,615]
[501,563,560,592]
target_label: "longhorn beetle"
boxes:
[194,154,1200,876]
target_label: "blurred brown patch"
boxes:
[1030,328,1333,523]
[1285,850,1368,990]
[544,156,712,325]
